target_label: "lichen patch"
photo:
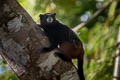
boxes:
[61,67,79,80]
[7,15,23,32]
[38,52,59,71]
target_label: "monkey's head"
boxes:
[40,13,56,25]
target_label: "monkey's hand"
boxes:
[41,47,52,53]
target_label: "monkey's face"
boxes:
[40,13,56,25]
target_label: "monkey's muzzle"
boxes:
[46,17,53,23]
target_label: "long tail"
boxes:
[77,60,85,80]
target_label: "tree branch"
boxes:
[72,0,114,32]
[113,27,120,80]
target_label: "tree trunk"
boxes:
[0,0,79,80]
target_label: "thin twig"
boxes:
[72,0,114,32]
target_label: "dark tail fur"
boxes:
[77,60,85,80]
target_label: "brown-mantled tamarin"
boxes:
[39,13,85,80]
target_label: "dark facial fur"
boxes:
[40,13,56,25]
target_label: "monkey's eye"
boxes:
[46,17,53,23]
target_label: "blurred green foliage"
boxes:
[0,58,19,80]
[1,0,120,80]
[0,70,18,80]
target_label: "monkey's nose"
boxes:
[47,17,53,23]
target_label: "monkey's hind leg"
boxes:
[54,52,71,62]
[41,44,58,53]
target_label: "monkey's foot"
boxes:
[54,52,71,62]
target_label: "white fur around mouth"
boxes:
[47,17,53,23]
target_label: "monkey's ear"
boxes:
[53,13,56,16]
[39,14,43,18]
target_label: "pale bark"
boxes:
[113,27,120,80]
[0,0,79,80]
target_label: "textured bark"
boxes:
[0,0,79,80]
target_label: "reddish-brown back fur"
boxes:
[58,42,84,64]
